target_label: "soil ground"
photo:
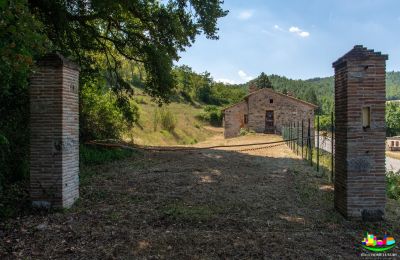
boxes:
[1,133,400,259]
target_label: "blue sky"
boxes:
[177,0,400,84]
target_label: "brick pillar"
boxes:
[30,53,80,208]
[332,45,388,220]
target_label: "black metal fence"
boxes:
[282,112,335,182]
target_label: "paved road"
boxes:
[315,134,400,173]
[387,156,400,172]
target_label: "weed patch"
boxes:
[162,202,217,221]
[80,145,140,166]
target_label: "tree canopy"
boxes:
[27,0,228,101]
[255,72,273,89]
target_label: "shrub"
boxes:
[239,128,255,136]
[153,107,177,132]
[316,115,333,132]
[80,80,139,141]
[198,105,223,127]
[159,107,177,132]
[387,171,400,200]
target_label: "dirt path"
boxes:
[1,134,400,259]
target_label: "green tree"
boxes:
[28,0,228,102]
[386,103,400,136]
[255,72,273,89]
[0,0,47,188]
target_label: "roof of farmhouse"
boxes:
[222,87,318,111]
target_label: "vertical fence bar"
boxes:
[308,118,312,166]
[290,122,292,150]
[293,122,295,151]
[291,122,294,151]
[296,121,299,156]
[331,112,334,182]
[317,115,320,172]
[301,120,304,159]
[292,122,294,151]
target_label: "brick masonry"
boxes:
[30,53,80,208]
[333,45,388,220]
[223,88,316,138]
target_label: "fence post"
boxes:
[301,120,304,159]
[317,115,320,172]
[331,112,334,182]
[296,121,299,156]
[289,122,292,150]
[308,118,312,166]
[291,122,294,151]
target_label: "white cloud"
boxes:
[238,70,253,81]
[289,26,310,37]
[238,10,253,20]
[299,31,310,37]
[289,26,301,33]
[273,24,284,31]
[216,78,236,85]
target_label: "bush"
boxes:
[80,80,139,141]
[153,107,177,132]
[198,105,223,127]
[239,128,255,136]
[316,114,333,132]
[387,171,400,200]
[160,108,177,132]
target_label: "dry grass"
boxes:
[1,134,400,259]
[387,151,400,160]
[126,91,215,146]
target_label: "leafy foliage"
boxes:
[386,102,400,136]
[80,79,139,141]
[29,0,228,102]
[386,171,400,200]
[0,0,226,198]
[316,115,334,132]
[198,105,223,127]
[173,65,247,106]
[0,0,46,190]
[255,72,273,89]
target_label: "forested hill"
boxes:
[305,71,400,101]
[241,71,400,115]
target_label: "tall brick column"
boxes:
[333,45,388,220]
[30,53,80,208]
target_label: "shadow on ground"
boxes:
[1,145,399,259]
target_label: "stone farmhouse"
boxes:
[223,86,317,138]
[387,136,400,151]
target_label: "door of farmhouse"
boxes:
[265,110,274,133]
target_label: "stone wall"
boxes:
[30,53,80,209]
[223,88,315,138]
[247,89,315,134]
[223,101,247,138]
[333,45,388,220]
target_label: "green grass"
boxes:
[127,89,215,146]
[80,144,139,166]
[287,141,333,181]
[162,202,217,221]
